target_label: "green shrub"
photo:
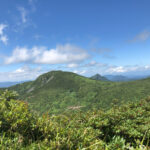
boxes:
[0,90,150,149]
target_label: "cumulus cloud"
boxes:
[71,61,150,76]
[0,66,45,82]
[105,65,150,74]
[5,47,31,64]
[4,44,89,65]
[129,30,150,42]
[0,24,8,45]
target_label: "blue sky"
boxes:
[0,0,150,81]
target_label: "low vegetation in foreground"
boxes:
[0,90,150,150]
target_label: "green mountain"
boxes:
[8,70,150,114]
[90,74,109,81]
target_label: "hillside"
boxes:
[8,70,150,114]
[90,74,109,81]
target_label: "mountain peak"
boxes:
[90,74,109,81]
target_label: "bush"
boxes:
[0,90,150,149]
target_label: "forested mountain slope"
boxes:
[8,71,150,114]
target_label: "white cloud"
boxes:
[0,66,45,82]
[0,35,8,45]
[0,24,8,45]
[80,70,87,75]
[129,30,150,42]
[18,7,27,23]
[33,34,41,40]
[28,0,37,12]
[107,66,126,73]
[14,3,36,32]
[73,70,87,75]
[86,61,97,66]
[5,47,31,64]
[4,44,89,65]
[14,66,28,73]
[0,24,7,35]
[71,61,150,76]
[145,65,150,69]
[84,61,106,67]
[105,65,150,74]
[67,63,79,68]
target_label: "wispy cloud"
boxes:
[129,30,150,42]
[14,1,37,32]
[91,47,116,59]
[0,24,8,45]
[33,34,42,40]
[67,63,79,68]
[18,7,28,23]
[91,48,111,54]
[66,61,107,69]
[4,44,89,65]
[0,35,8,45]
[73,70,87,75]
[28,0,37,12]
[0,24,7,35]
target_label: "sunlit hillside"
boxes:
[7,71,150,114]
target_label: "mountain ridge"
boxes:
[6,70,150,114]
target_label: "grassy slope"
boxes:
[8,71,150,114]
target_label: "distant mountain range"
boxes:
[0,81,26,88]
[90,74,109,81]
[90,74,149,82]
[104,75,130,81]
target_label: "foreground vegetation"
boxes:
[8,71,150,114]
[0,90,150,149]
